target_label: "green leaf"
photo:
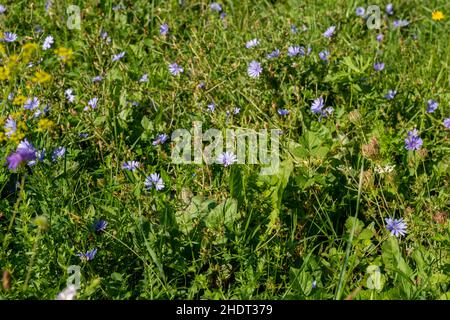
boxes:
[230,166,244,206]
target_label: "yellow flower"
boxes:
[10,130,25,144]
[0,44,5,55]
[13,95,27,106]
[7,54,20,69]
[0,66,10,81]
[22,43,39,62]
[0,131,5,143]
[32,70,52,84]
[54,47,74,64]
[37,118,54,132]
[432,11,444,21]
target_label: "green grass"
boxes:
[0,0,448,300]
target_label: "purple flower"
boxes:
[311,96,324,114]
[3,32,17,42]
[79,133,89,138]
[65,89,75,103]
[92,75,103,82]
[267,49,280,59]
[312,280,317,289]
[4,117,17,137]
[6,153,23,170]
[247,60,262,78]
[6,140,37,170]
[77,248,97,261]
[145,173,165,191]
[233,107,240,114]
[426,99,438,113]
[386,3,394,15]
[0,5,6,14]
[210,2,222,12]
[42,35,54,50]
[443,117,450,129]
[290,24,298,34]
[278,109,289,116]
[197,82,206,89]
[160,23,169,36]
[139,73,148,82]
[28,149,45,167]
[404,130,423,151]
[287,46,301,57]
[152,134,168,146]
[324,107,334,116]
[168,62,184,76]
[393,20,409,28]
[376,34,384,42]
[323,26,336,38]
[220,12,227,20]
[374,62,385,71]
[319,50,329,61]
[88,97,98,109]
[217,151,237,167]
[112,51,125,62]
[122,161,140,171]
[93,220,108,233]
[356,7,365,17]
[385,217,407,237]
[384,90,397,100]
[45,1,52,12]
[245,38,259,49]
[207,102,216,112]
[24,97,40,110]
[52,146,66,161]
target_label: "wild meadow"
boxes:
[0,0,448,300]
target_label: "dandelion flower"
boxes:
[432,11,444,21]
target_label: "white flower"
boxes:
[56,285,77,300]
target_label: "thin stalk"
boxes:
[335,157,365,300]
